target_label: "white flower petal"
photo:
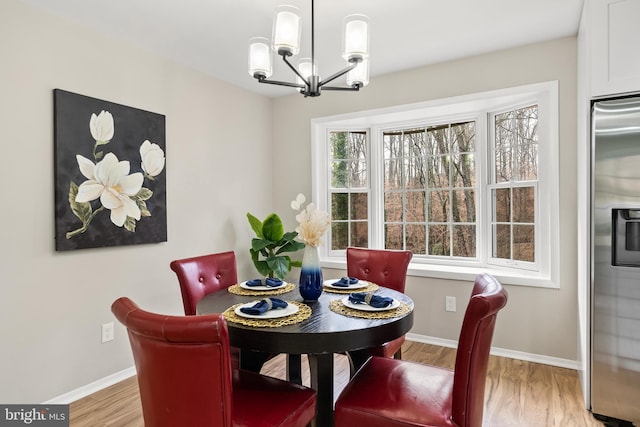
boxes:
[76,155,95,180]
[75,180,103,202]
[120,195,141,220]
[110,206,126,227]
[118,173,143,196]
[100,189,122,209]
[90,111,114,142]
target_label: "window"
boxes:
[312,82,558,288]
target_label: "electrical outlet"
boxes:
[101,322,114,343]
[445,296,456,312]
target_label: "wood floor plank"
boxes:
[69,341,604,426]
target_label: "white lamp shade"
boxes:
[347,58,369,87]
[248,37,273,78]
[296,58,316,85]
[343,14,369,61]
[273,5,301,56]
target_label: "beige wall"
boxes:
[272,37,579,361]
[0,0,274,403]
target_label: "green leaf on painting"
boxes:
[137,199,151,217]
[134,187,153,201]
[68,181,92,223]
[124,217,136,232]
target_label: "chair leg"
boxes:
[286,354,302,385]
[394,347,402,360]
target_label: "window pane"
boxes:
[385,224,403,249]
[330,132,349,159]
[493,188,511,222]
[453,225,476,257]
[427,126,449,156]
[406,224,426,254]
[513,225,535,262]
[350,160,367,188]
[452,189,476,223]
[493,224,511,259]
[513,187,534,223]
[429,155,450,189]
[428,190,449,222]
[384,159,403,190]
[428,224,450,256]
[451,121,476,153]
[384,191,403,222]
[516,143,538,180]
[406,191,426,222]
[494,142,513,183]
[351,221,368,248]
[406,156,427,189]
[331,160,349,188]
[331,193,348,220]
[350,193,368,220]
[331,222,348,250]
[452,153,475,187]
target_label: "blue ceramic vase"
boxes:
[299,245,323,301]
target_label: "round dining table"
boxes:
[197,282,414,427]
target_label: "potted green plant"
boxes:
[247,212,305,279]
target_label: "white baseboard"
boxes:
[43,366,136,404]
[406,333,581,371]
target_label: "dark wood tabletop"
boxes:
[197,283,414,427]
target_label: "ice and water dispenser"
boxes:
[612,208,640,266]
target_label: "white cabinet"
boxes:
[585,0,640,97]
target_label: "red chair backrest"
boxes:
[111,297,234,427]
[451,273,508,427]
[346,247,413,292]
[170,251,238,315]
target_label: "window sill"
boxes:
[320,258,558,289]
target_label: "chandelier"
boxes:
[248,0,370,97]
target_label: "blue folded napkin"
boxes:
[348,292,394,308]
[245,278,284,287]
[265,277,284,287]
[332,277,359,287]
[240,298,288,315]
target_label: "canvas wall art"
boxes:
[54,89,167,251]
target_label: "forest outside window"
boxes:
[313,82,558,287]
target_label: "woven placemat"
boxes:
[222,301,311,327]
[227,282,295,296]
[323,282,379,294]
[329,299,412,319]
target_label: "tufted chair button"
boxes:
[364,268,370,274]
[199,276,204,282]
[383,270,389,276]
[216,273,221,279]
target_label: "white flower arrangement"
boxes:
[291,193,330,247]
[66,110,165,238]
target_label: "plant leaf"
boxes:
[275,240,305,255]
[134,187,153,201]
[124,217,136,232]
[137,199,151,217]
[247,213,264,239]
[262,213,284,242]
[266,256,290,279]
[68,182,92,223]
[251,238,274,252]
[249,248,271,276]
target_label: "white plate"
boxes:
[234,300,299,319]
[239,280,287,291]
[323,279,369,290]
[341,296,400,312]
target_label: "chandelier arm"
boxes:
[282,54,310,87]
[256,76,305,89]
[321,85,362,91]
[317,60,359,88]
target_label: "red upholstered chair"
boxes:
[170,251,238,316]
[334,273,508,427]
[112,297,317,427]
[346,247,413,359]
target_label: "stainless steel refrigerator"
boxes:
[591,95,640,425]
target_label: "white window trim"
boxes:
[311,81,559,289]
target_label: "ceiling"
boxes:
[18,0,585,98]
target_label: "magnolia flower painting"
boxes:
[54,89,167,251]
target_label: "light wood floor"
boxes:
[69,341,604,426]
